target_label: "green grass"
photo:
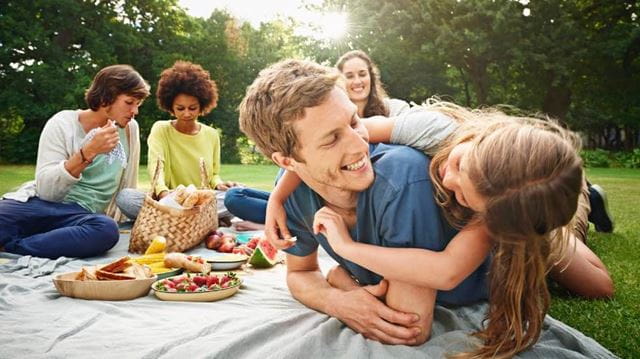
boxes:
[548,168,640,357]
[0,164,280,194]
[1,165,638,357]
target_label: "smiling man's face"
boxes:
[289,86,374,194]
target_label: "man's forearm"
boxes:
[287,269,344,317]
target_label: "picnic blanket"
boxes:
[0,233,617,358]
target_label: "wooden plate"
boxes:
[53,272,157,301]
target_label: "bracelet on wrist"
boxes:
[80,147,93,164]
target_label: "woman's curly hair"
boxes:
[156,61,219,115]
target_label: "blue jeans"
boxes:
[0,197,119,259]
[223,187,270,224]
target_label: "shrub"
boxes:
[581,149,611,168]
[615,149,640,169]
[237,136,272,165]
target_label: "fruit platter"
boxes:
[205,230,280,269]
[152,272,242,302]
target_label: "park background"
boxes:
[1,0,638,357]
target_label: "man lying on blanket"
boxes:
[238,59,489,345]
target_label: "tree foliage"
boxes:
[0,0,638,164]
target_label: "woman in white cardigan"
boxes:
[0,65,149,259]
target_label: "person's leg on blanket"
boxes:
[224,187,270,223]
[0,197,118,259]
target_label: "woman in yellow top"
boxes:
[116,61,239,219]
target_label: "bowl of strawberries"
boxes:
[151,272,241,302]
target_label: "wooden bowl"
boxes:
[53,272,157,301]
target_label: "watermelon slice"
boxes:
[248,239,278,268]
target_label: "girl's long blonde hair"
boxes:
[425,100,584,358]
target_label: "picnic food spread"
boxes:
[53,229,282,302]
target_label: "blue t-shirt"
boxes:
[283,143,489,305]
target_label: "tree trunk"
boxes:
[542,84,572,121]
[623,125,635,150]
[457,67,471,107]
[464,56,489,106]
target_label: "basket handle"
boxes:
[151,158,164,199]
[199,157,211,190]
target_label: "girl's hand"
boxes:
[265,195,294,250]
[313,206,353,254]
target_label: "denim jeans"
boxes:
[115,188,146,220]
[223,187,270,224]
[0,197,119,259]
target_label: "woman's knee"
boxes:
[116,188,144,220]
[91,215,119,251]
[224,187,245,209]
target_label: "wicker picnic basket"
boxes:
[128,159,218,254]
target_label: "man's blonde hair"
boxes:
[238,59,340,161]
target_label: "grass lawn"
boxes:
[0,164,280,194]
[0,165,638,357]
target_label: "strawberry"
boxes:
[206,275,219,287]
[187,283,199,292]
[171,275,187,285]
[193,276,207,287]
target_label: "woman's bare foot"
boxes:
[234,220,265,231]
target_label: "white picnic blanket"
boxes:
[0,233,618,358]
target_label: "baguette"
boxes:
[164,252,211,273]
[174,187,188,204]
[195,190,215,206]
[181,192,200,209]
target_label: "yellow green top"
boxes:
[147,120,223,194]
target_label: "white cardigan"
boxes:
[3,110,140,222]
